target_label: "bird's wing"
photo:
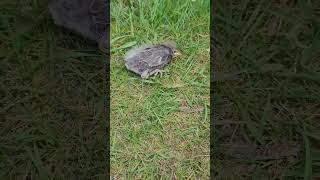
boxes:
[143,55,168,67]
[124,44,171,67]
[124,44,154,61]
[142,48,170,67]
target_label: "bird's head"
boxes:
[163,41,182,57]
[172,49,182,57]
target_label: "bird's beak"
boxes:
[174,51,182,56]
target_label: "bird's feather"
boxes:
[124,44,154,61]
[124,42,176,78]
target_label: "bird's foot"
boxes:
[141,71,150,79]
[141,69,165,79]
[152,69,165,78]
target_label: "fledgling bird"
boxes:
[124,42,181,79]
[48,0,109,53]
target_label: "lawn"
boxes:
[213,0,320,179]
[110,0,210,179]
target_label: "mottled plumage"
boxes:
[124,42,180,79]
[48,0,109,53]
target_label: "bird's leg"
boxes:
[150,69,165,78]
[141,69,165,79]
[141,70,150,79]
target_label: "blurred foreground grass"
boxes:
[0,1,107,178]
[213,0,320,179]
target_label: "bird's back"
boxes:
[124,43,174,77]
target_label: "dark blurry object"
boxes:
[48,0,109,53]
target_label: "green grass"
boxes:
[214,0,320,179]
[4,0,319,179]
[0,0,107,179]
[110,0,210,178]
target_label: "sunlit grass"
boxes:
[111,0,210,178]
